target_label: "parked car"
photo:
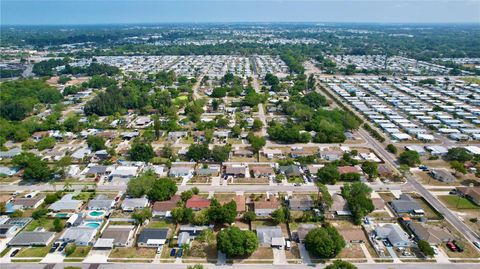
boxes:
[58,242,68,252]
[452,240,464,252]
[474,241,480,249]
[10,249,20,257]
[447,241,457,252]
[176,249,183,258]
[50,242,60,253]
[170,248,176,257]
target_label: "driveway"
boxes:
[298,243,311,264]
[41,252,64,263]
[83,249,110,263]
[272,248,287,265]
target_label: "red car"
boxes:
[447,242,457,252]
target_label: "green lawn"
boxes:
[439,195,480,210]
[0,247,11,257]
[66,246,92,258]
[25,218,65,232]
[17,246,50,258]
[147,220,174,228]
[287,177,304,184]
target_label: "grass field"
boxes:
[17,246,50,258]
[438,195,480,210]
[109,247,156,259]
[66,246,92,258]
[147,220,174,229]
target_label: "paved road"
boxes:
[359,127,480,245]
[3,262,480,269]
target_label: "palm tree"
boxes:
[63,180,72,192]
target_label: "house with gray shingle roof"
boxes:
[8,231,55,246]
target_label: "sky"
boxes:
[1,0,479,25]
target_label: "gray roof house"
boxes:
[169,166,194,178]
[137,228,170,248]
[375,224,412,247]
[87,195,116,210]
[179,225,211,238]
[121,196,149,212]
[279,165,303,178]
[7,231,55,246]
[60,227,97,246]
[256,226,285,248]
[0,148,21,159]
[101,225,135,247]
[390,194,424,215]
[49,194,83,212]
[407,222,453,245]
[289,196,314,211]
[430,169,456,183]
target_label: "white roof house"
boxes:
[465,146,480,155]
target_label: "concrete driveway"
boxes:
[297,243,311,264]
[273,248,287,265]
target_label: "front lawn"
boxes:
[439,195,480,210]
[25,218,65,232]
[17,246,50,257]
[109,247,156,259]
[147,220,174,229]
[66,246,92,258]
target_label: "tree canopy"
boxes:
[217,227,258,257]
[305,225,346,258]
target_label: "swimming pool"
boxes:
[55,213,70,218]
[84,222,101,229]
[87,210,106,219]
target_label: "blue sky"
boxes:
[1,0,479,25]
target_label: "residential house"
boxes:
[185,195,211,211]
[0,147,21,159]
[145,165,168,177]
[378,164,393,178]
[407,222,453,245]
[178,225,210,238]
[121,196,149,212]
[337,166,362,175]
[152,195,181,217]
[10,194,45,211]
[48,194,83,212]
[101,225,135,247]
[87,195,115,210]
[456,187,480,205]
[294,224,317,242]
[0,224,18,238]
[60,227,97,246]
[250,165,275,179]
[289,196,314,211]
[331,194,351,216]
[279,165,302,178]
[256,226,285,249]
[196,164,220,177]
[319,150,342,161]
[375,224,412,247]
[169,165,194,178]
[430,169,456,183]
[137,228,170,248]
[254,196,281,217]
[224,164,248,178]
[219,195,246,214]
[262,148,283,159]
[233,148,254,158]
[390,194,424,215]
[7,231,55,247]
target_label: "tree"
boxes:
[181,190,193,202]
[386,144,398,154]
[53,218,63,232]
[305,225,346,258]
[341,182,374,225]
[243,211,256,223]
[32,208,48,220]
[186,143,210,161]
[251,119,263,131]
[418,240,434,257]
[450,161,467,175]
[217,227,258,257]
[301,92,327,108]
[128,142,155,162]
[211,145,231,162]
[132,208,152,225]
[126,171,157,197]
[86,135,106,151]
[271,207,288,224]
[191,187,200,195]
[325,260,358,269]
[154,116,162,139]
[317,164,340,185]
[0,202,6,213]
[316,182,333,210]
[147,178,178,202]
[446,148,472,163]
[36,137,56,151]
[340,172,360,182]
[207,199,237,225]
[361,161,378,180]
[12,152,53,181]
[11,210,23,218]
[399,151,421,167]
[65,243,77,256]
[171,207,194,224]
[247,136,265,157]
